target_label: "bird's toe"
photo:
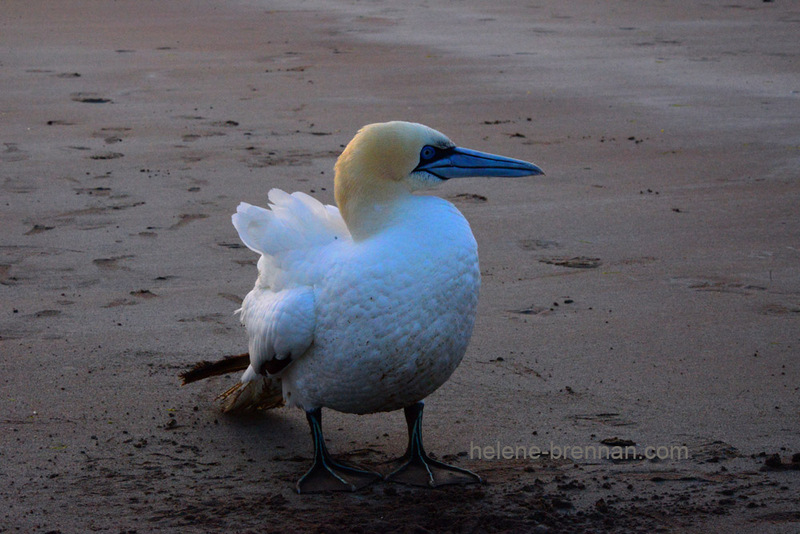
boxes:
[296,459,382,494]
[385,454,481,488]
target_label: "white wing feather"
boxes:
[232,189,349,383]
[238,287,315,381]
[232,189,349,257]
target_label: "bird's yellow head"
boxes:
[334,121,543,239]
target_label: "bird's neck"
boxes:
[338,183,413,241]
[335,163,413,241]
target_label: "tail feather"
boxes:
[217,377,285,413]
[180,353,284,413]
[179,353,250,385]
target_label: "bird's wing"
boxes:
[231,189,345,381]
[232,189,349,258]
[238,286,315,381]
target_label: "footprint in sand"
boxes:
[34,310,61,318]
[71,92,112,104]
[1,143,30,162]
[92,127,131,145]
[761,303,800,316]
[0,264,12,285]
[2,177,36,193]
[539,256,602,269]
[169,214,209,230]
[25,224,55,235]
[206,120,239,127]
[71,93,112,104]
[180,153,205,163]
[181,131,226,143]
[448,193,487,204]
[88,152,124,160]
[509,305,550,316]
[93,255,134,271]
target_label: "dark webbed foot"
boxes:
[297,457,382,493]
[297,408,382,493]
[385,402,482,488]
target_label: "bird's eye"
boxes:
[420,146,436,160]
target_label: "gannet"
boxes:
[181,121,543,493]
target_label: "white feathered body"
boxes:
[233,189,479,415]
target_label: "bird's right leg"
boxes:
[296,408,382,493]
[385,401,482,487]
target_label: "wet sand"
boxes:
[1,0,798,532]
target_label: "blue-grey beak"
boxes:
[413,146,544,180]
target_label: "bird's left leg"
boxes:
[385,401,482,487]
[296,408,382,493]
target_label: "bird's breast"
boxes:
[286,197,480,413]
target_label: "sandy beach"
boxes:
[2,0,798,531]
